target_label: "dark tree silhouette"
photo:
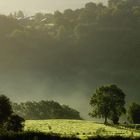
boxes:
[0,95,13,124]
[13,100,82,120]
[89,84,126,124]
[128,103,140,124]
[0,95,25,132]
[4,114,25,132]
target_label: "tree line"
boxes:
[12,100,82,120]
[0,95,81,133]
[0,83,139,136]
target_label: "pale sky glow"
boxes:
[0,0,107,15]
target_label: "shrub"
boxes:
[4,114,25,132]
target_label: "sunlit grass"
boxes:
[24,120,140,139]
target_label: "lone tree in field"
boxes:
[128,102,140,124]
[89,84,126,124]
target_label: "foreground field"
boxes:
[24,120,140,139]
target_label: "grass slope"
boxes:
[25,120,140,139]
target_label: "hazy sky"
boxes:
[0,0,107,15]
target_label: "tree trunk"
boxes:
[104,116,108,125]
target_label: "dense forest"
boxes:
[0,0,140,118]
[13,100,82,120]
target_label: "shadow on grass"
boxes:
[0,131,80,140]
[89,136,140,140]
[0,131,140,140]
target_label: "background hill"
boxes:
[0,0,139,119]
[0,0,108,14]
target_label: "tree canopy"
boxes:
[128,103,140,124]
[0,95,24,132]
[0,95,13,124]
[13,100,82,120]
[89,84,126,124]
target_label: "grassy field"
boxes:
[24,120,140,139]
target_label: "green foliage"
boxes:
[111,115,119,125]
[4,114,25,132]
[0,95,25,132]
[128,103,140,124]
[14,10,25,19]
[95,128,106,136]
[89,84,126,124]
[12,100,82,120]
[0,95,13,124]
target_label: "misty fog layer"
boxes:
[0,0,140,119]
[0,0,108,14]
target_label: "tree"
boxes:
[14,10,24,19]
[4,114,25,132]
[34,12,45,21]
[108,0,122,8]
[0,95,13,124]
[89,84,126,124]
[78,2,97,24]
[128,103,140,124]
[0,95,24,132]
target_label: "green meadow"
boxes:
[25,120,140,139]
